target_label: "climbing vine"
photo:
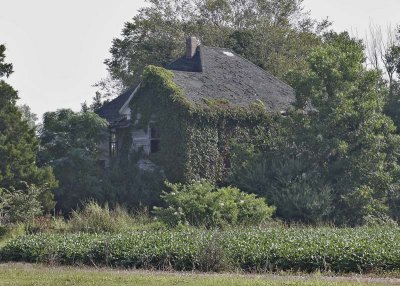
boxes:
[130,65,275,184]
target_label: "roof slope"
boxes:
[96,86,136,123]
[97,45,296,123]
[167,46,295,112]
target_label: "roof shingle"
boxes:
[97,45,295,123]
[167,46,295,112]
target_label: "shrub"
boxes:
[0,224,25,248]
[153,181,275,228]
[0,185,43,224]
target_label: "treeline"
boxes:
[1,0,400,227]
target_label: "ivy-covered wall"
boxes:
[130,65,273,184]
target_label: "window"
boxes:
[149,123,160,153]
[109,130,118,157]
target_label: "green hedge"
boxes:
[2,227,400,273]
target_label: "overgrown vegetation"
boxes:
[0,185,43,224]
[0,45,56,213]
[101,0,328,95]
[154,180,275,228]
[230,31,400,226]
[3,227,400,273]
[131,65,272,183]
[2,0,400,264]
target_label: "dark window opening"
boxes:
[150,140,160,153]
[149,124,160,153]
[110,131,118,157]
[223,156,231,169]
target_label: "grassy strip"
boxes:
[2,227,400,273]
[0,263,396,286]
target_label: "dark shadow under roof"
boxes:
[167,46,295,112]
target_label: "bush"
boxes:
[153,181,275,228]
[0,224,25,248]
[3,227,400,273]
[0,185,43,224]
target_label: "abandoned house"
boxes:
[96,37,295,183]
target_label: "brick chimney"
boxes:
[186,37,198,59]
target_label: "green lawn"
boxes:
[0,263,399,286]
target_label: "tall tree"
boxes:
[231,33,400,225]
[0,44,57,211]
[293,32,400,224]
[99,0,329,94]
[39,109,107,212]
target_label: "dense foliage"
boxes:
[131,65,272,183]
[3,227,400,273]
[0,44,56,212]
[154,181,275,228]
[231,32,400,225]
[0,185,42,224]
[100,0,328,96]
[101,151,165,210]
[38,108,165,212]
[38,109,108,212]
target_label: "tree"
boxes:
[0,44,57,211]
[18,104,38,128]
[0,184,43,224]
[231,32,400,225]
[81,91,105,113]
[39,109,108,212]
[100,0,329,94]
[380,27,400,131]
[230,145,332,224]
[292,32,400,224]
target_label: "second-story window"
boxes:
[149,123,160,153]
[110,130,118,157]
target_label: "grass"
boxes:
[0,263,398,286]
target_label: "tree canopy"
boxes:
[231,32,400,225]
[38,109,108,212]
[0,44,57,211]
[99,0,329,96]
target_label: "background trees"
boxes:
[99,0,329,97]
[38,109,108,212]
[0,44,56,212]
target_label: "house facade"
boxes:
[96,37,295,183]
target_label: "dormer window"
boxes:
[149,123,160,153]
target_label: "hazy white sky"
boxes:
[1,0,399,118]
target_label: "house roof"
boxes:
[96,85,136,123]
[97,45,295,123]
[167,46,295,112]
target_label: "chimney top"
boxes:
[186,37,198,59]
